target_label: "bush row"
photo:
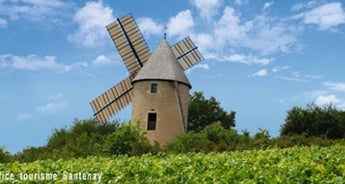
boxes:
[3,120,345,163]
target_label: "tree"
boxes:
[14,118,119,162]
[188,91,236,132]
[281,103,345,139]
[103,122,152,156]
[46,118,119,158]
[0,147,10,163]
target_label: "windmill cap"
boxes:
[132,39,191,88]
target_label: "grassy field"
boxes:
[1,145,345,183]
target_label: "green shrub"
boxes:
[167,123,244,153]
[103,122,152,156]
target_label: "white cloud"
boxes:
[300,2,345,30]
[276,75,307,82]
[0,54,88,72]
[167,10,194,38]
[272,66,290,73]
[304,74,321,80]
[92,55,114,66]
[315,95,345,109]
[186,63,210,74]
[17,113,32,121]
[234,0,248,5]
[37,101,68,114]
[304,90,345,109]
[263,1,274,10]
[190,0,222,21]
[137,17,164,36]
[315,95,339,105]
[222,53,273,65]
[68,1,115,47]
[201,6,300,60]
[169,5,300,68]
[275,70,321,82]
[0,18,8,28]
[193,33,213,54]
[0,0,68,21]
[324,81,345,92]
[291,1,317,11]
[248,69,268,77]
[242,15,299,55]
[214,6,252,48]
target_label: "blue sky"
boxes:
[1,0,345,153]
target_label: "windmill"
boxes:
[90,14,204,144]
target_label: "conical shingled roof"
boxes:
[132,39,191,88]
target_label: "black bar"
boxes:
[176,46,199,61]
[93,87,133,116]
[117,16,143,67]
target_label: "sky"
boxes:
[1,0,345,153]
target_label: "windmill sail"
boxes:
[90,14,151,123]
[172,37,204,70]
[90,76,134,123]
[106,14,151,75]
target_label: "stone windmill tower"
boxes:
[131,39,191,145]
[90,14,204,145]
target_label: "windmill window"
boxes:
[147,112,157,130]
[150,83,158,93]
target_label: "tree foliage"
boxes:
[0,147,10,163]
[281,103,345,139]
[167,123,253,153]
[14,119,119,162]
[103,122,152,156]
[188,92,236,132]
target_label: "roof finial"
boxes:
[164,26,167,39]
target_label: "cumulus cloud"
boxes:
[305,89,345,109]
[190,0,222,21]
[0,18,8,28]
[167,10,194,38]
[242,15,299,55]
[214,6,252,48]
[68,1,115,47]
[248,69,268,77]
[0,54,88,72]
[92,55,114,66]
[315,95,345,109]
[137,17,164,36]
[194,5,300,63]
[163,4,300,68]
[315,95,339,105]
[37,101,68,114]
[298,2,345,30]
[193,33,213,54]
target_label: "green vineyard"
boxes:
[1,145,345,183]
